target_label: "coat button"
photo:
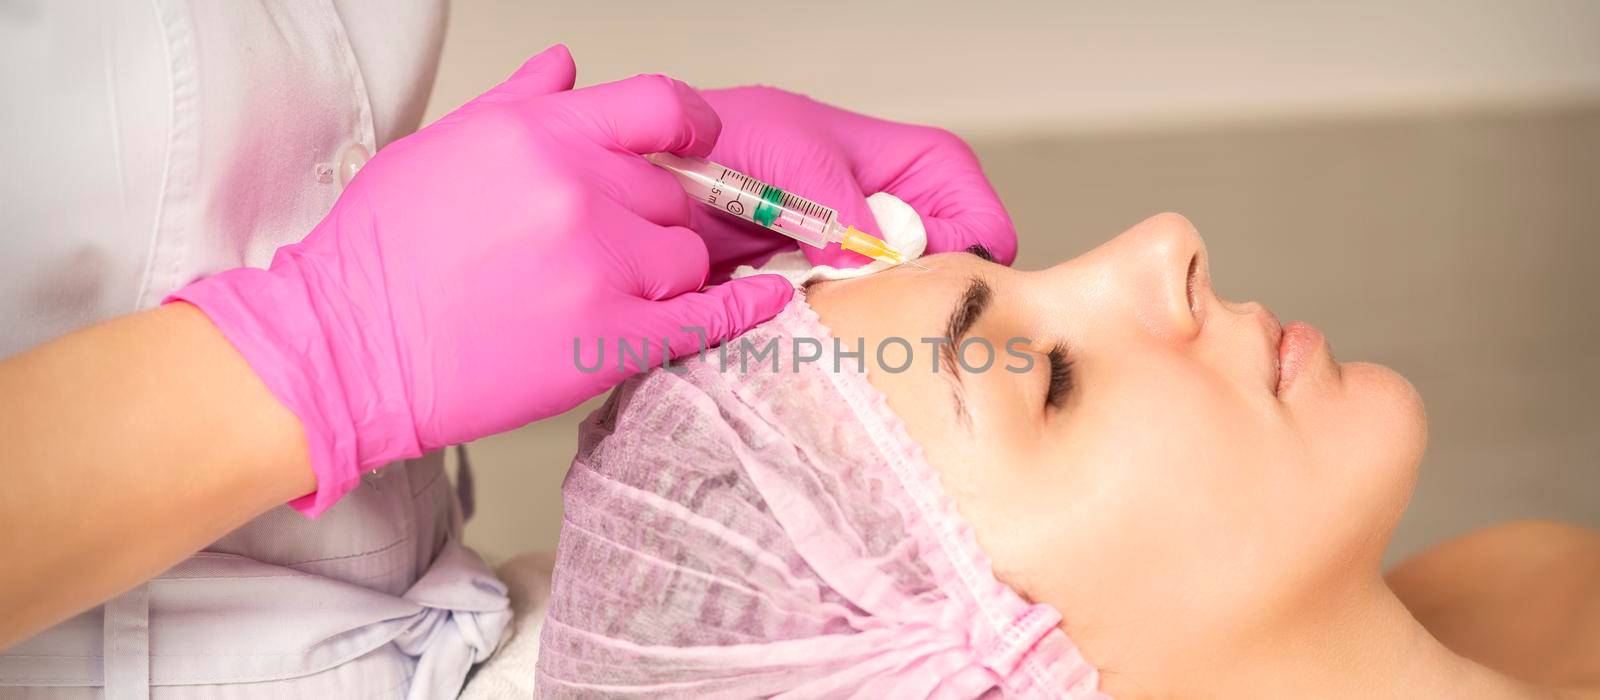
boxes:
[339,143,371,188]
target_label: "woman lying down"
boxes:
[531,214,1600,698]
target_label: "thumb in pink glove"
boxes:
[169,45,793,516]
[689,86,1017,277]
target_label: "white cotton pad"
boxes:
[730,192,927,287]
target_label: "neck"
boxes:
[1105,577,1571,700]
[1232,580,1541,699]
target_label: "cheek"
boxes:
[963,360,1284,609]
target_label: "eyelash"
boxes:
[1045,344,1074,410]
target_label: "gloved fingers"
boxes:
[562,74,721,158]
[686,206,790,281]
[603,154,694,229]
[602,216,713,301]
[474,44,578,105]
[919,207,1017,266]
[799,167,878,268]
[640,274,796,361]
[847,124,1018,265]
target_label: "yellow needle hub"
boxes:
[839,225,908,264]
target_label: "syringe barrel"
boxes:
[646,152,837,249]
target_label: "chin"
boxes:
[1339,361,1428,532]
[1345,361,1426,449]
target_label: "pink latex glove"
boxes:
[168,45,793,516]
[689,86,1017,276]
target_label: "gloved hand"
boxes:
[169,45,793,515]
[688,86,1017,276]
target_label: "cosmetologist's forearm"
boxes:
[0,302,314,648]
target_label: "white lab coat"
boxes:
[1,0,447,355]
[0,2,510,698]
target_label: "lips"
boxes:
[1276,320,1325,395]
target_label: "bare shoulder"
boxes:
[1388,520,1600,687]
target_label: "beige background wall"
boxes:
[424,0,1600,133]
[426,1,1600,568]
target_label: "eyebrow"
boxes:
[940,276,993,427]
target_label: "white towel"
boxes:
[730,192,927,286]
[459,551,555,699]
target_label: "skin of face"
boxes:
[806,213,1427,691]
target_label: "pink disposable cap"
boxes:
[536,296,1107,698]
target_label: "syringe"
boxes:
[646,152,915,266]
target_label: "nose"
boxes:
[1055,212,1208,340]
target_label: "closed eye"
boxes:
[1046,344,1074,410]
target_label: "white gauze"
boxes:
[730,192,927,286]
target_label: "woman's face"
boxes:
[807,213,1426,683]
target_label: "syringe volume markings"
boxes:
[647,152,915,264]
[779,192,826,220]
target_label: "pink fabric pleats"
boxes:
[537,296,1108,699]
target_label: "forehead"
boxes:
[806,252,997,344]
